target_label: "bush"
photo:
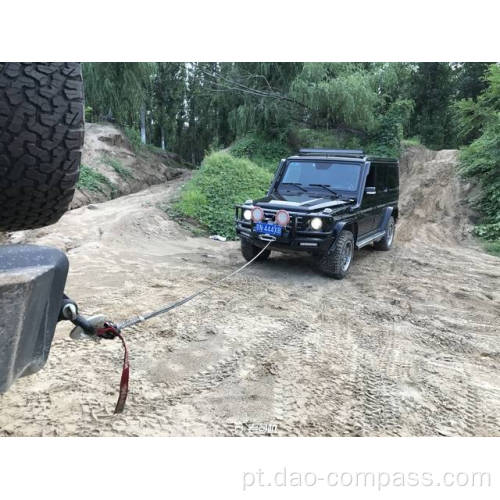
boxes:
[102,154,132,178]
[401,137,421,147]
[459,114,500,241]
[77,165,117,195]
[176,151,272,239]
[483,240,500,257]
[229,133,291,172]
[124,126,143,152]
[368,99,414,157]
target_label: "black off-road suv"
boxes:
[235,149,399,279]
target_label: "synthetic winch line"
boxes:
[117,241,272,330]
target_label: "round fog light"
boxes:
[243,209,252,221]
[252,207,264,222]
[275,209,290,227]
[310,217,323,230]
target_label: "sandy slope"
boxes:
[71,122,185,208]
[1,147,499,436]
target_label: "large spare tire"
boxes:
[0,62,84,231]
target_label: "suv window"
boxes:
[280,161,362,191]
[366,164,376,188]
[375,164,388,192]
[368,163,399,192]
[387,164,398,189]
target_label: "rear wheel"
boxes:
[240,238,270,262]
[318,230,354,279]
[374,216,395,251]
[0,62,84,231]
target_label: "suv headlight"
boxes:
[243,209,252,221]
[310,217,323,230]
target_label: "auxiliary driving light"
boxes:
[275,209,290,227]
[243,209,252,221]
[251,206,264,222]
[310,217,323,230]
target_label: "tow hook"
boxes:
[258,234,277,242]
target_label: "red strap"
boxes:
[114,333,129,414]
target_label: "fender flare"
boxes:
[327,221,349,254]
[379,206,395,231]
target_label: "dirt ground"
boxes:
[1,147,499,436]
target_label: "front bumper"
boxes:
[235,206,335,254]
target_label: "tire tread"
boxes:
[0,62,84,231]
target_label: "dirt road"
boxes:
[1,147,499,436]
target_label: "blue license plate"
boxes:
[254,222,282,236]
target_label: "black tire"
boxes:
[374,216,395,251]
[318,230,354,279]
[0,62,84,231]
[241,238,270,262]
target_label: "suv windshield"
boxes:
[279,161,362,192]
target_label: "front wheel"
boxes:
[240,238,270,262]
[318,230,354,279]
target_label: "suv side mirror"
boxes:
[365,186,376,195]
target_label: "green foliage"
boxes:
[77,165,117,195]
[459,114,500,240]
[453,98,487,144]
[455,63,491,100]
[176,152,272,239]
[102,155,132,179]
[408,62,456,149]
[82,62,496,164]
[225,62,304,139]
[124,126,143,152]
[401,137,422,147]
[84,105,93,123]
[369,99,414,156]
[229,133,291,171]
[151,63,186,152]
[83,63,153,127]
[289,127,363,150]
[482,239,500,257]
[454,64,499,242]
[454,64,500,144]
[291,63,380,132]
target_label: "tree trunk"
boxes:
[161,127,165,150]
[140,105,146,144]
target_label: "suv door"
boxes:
[373,163,389,229]
[358,163,379,236]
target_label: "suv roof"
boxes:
[286,148,398,163]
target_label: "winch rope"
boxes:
[117,240,272,330]
[94,240,272,413]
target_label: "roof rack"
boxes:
[298,148,365,158]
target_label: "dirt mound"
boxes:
[72,123,188,208]
[398,145,478,245]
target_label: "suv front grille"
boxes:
[262,210,309,232]
[236,206,332,235]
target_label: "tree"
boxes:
[290,63,379,133]
[408,63,456,148]
[82,62,153,138]
[455,62,491,101]
[152,63,186,150]
[454,64,500,144]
